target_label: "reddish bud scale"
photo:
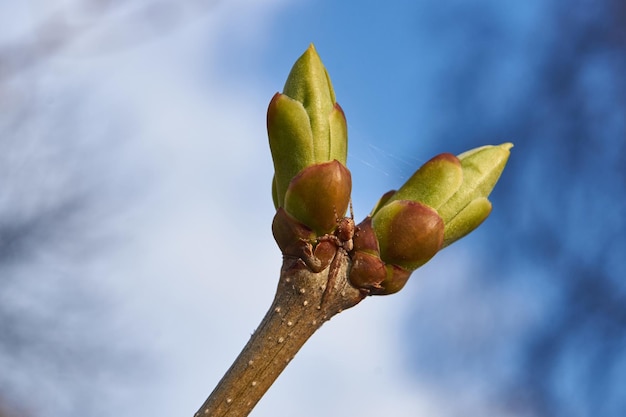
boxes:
[372,200,444,271]
[347,217,413,295]
[348,201,445,295]
[283,160,352,236]
[272,208,316,258]
[349,251,387,291]
[373,265,412,295]
[351,217,379,254]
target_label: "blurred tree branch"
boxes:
[403,1,626,416]
[0,0,218,82]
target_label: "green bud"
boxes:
[282,45,337,154]
[439,143,512,246]
[267,44,348,209]
[268,44,353,267]
[384,143,512,246]
[349,143,512,295]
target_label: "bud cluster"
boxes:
[267,44,512,295]
[268,44,352,272]
[349,144,512,294]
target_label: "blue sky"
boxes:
[1,1,624,417]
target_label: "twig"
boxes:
[194,248,364,417]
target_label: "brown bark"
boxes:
[194,248,364,417]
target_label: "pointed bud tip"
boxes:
[333,102,346,118]
[457,142,514,161]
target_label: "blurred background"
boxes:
[1,0,624,416]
